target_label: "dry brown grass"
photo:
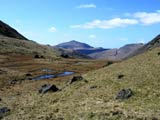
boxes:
[1,47,160,120]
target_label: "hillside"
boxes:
[0,20,27,40]
[0,37,160,119]
[0,35,59,58]
[89,43,143,60]
[127,34,160,58]
[0,21,61,59]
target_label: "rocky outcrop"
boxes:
[116,89,133,100]
[39,84,59,94]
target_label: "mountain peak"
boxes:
[56,40,93,49]
[70,40,77,42]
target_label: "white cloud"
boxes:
[70,18,138,29]
[89,34,96,39]
[138,40,145,44]
[77,4,96,8]
[157,10,160,13]
[70,10,160,30]
[49,27,57,32]
[137,38,146,44]
[134,11,160,25]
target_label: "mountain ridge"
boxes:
[56,40,144,60]
[0,20,28,40]
[89,43,144,60]
[126,34,160,58]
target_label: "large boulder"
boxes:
[69,76,83,84]
[39,84,59,94]
[116,89,133,100]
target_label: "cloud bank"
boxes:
[70,11,160,29]
[77,4,96,8]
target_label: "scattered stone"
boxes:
[60,54,69,58]
[34,54,40,58]
[110,110,123,116]
[90,86,97,89]
[34,54,44,59]
[116,88,133,100]
[25,73,32,77]
[0,107,10,118]
[69,76,83,84]
[39,84,59,94]
[103,61,114,67]
[40,55,45,59]
[10,79,18,85]
[108,61,114,65]
[118,75,124,79]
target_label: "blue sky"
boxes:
[0,0,160,48]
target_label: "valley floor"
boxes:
[0,55,107,119]
[0,47,160,120]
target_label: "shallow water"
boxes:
[31,71,74,81]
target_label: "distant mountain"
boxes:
[89,43,144,60]
[75,47,108,55]
[127,34,160,58]
[55,40,107,55]
[56,40,93,49]
[0,20,28,40]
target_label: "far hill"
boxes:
[0,20,28,40]
[0,36,59,58]
[127,34,160,58]
[56,40,93,49]
[55,40,107,55]
[0,21,90,59]
[89,43,144,60]
[0,21,59,58]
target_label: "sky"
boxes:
[0,0,160,48]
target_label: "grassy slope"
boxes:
[0,36,59,58]
[2,47,160,120]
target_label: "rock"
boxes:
[0,107,10,117]
[90,86,97,89]
[118,75,124,79]
[60,54,69,58]
[40,55,45,59]
[69,76,83,84]
[10,79,18,85]
[0,98,1,101]
[158,52,160,55]
[34,54,44,59]
[25,73,32,77]
[116,88,133,100]
[103,61,114,67]
[39,84,59,94]
[110,110,123,116]
[34,54,40,58]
